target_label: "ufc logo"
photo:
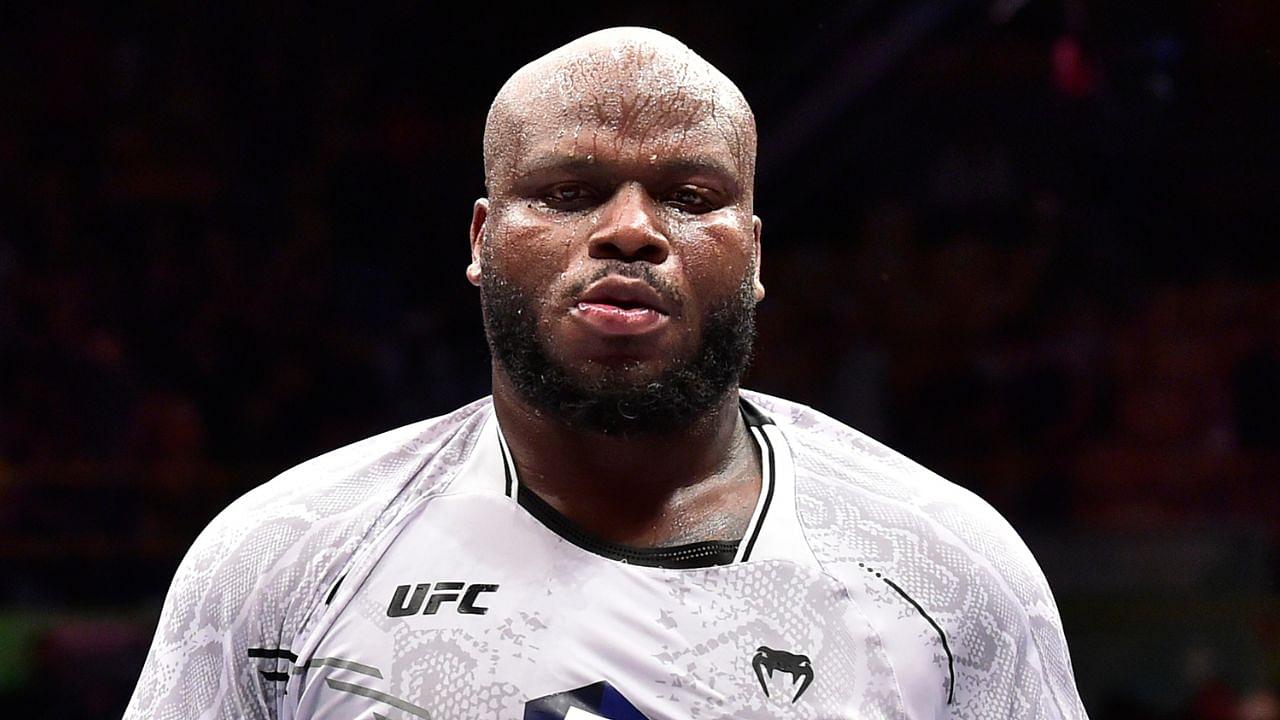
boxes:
[386,582,499,617]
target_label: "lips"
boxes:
[571,276,672,336]
[576,277,672,315]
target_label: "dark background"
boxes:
[2,2,1278,717]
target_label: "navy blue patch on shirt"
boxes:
[524,681,650,720]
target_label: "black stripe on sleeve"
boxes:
[247,648,298,662]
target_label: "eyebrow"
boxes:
[515,154,741,190]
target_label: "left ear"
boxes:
[752,215,765,301]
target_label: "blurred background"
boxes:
[2,1,1277,717]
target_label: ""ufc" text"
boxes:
[386,582,499,617]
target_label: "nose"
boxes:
[588,183,670,264]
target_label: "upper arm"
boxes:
[124,493,321,720]
[125,519,272,718]
[944,502,1089,720]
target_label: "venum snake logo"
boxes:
[751,646,814,703]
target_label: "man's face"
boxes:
[471,77,764,435]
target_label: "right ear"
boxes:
[467,198,489,287]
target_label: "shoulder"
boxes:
[125,397,495,718]
[742,389,1087,719]
[222,395,494,529]
[190,395,493,588]
[744,388,1044,591]
[745,389,1007,528]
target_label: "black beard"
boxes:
[480,263,757,436]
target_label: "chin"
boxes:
[564,355,680,388]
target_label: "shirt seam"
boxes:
[770,422,921,718]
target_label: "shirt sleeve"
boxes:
[123,403,484,719]
[946,506,1090,720]
[123,488,315,720]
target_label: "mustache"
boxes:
[565,262,684,308]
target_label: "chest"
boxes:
[287,494,911,720]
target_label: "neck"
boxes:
[491,370,761,547]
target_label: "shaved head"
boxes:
[471,27,763,435]
[483,27,757,200]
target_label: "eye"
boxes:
[542,183,597,209]
[665,186,716,213]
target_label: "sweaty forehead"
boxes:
[484,30,756,192]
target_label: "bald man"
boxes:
[126,28,1088,719]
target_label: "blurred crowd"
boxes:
[2,3,1277,717]
[756,203,1280,529]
